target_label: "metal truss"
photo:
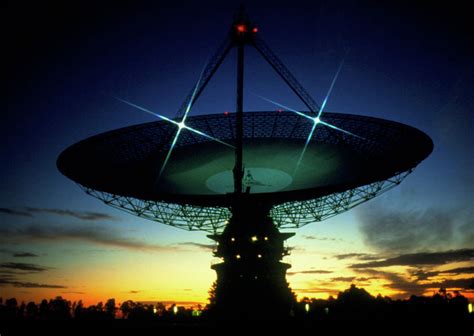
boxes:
[175,36,233,119]
[81,185,231,233]
[270,170,412,229]
[252,36,321,114]
[75,111,418,164]
[78,169,412,234]
[60,10,431,234]
[174,24,321,118]
[62,111,431,221]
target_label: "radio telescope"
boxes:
[57,8,433,319]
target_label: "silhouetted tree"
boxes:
[48,296,71,320]
[337,284,374,305]
[155,302,166,316]
[127,302,154,321]
[39,299,49,319]
[207,281,217,308]
[25,302,38,320]
[0,285,471,327]
[120,300,134,319]
[4,298,18,320]
[18,302,25,319]
[105,298,116,319]
[73,300,84,319]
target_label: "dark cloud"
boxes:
[0,277,66,288]
[287,246,307,253]
[13,252,39,258]
[0,265,65,288]
[0,262,49,272]
[0,270,23,275]
[129,290,140,294]
[331,276,356,282]
[0,207,117,221]
[0,249,39,258]
[0,223,213,253]
[354,268,474,298]
[0,224,176,252]
[302,235,343,242]
[354,269,426,296]
[410,266,474,281]
[350,249,474,268]
[384,277,474,296]
[356,205,472,253]
[176,242,215,251]
[424,278,474,290]
[355,277,373,282]
[441,266,474,275]
[13,281,66,289]
[287,269,333,276]
[25,207,118,221]
[409,269,440,281]
[334,253,379,261]
[294,287,340,296]
[0,208,32,217]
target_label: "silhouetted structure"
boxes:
[208,200,296,319]
[1,286,472,333]
[57,7,433,320]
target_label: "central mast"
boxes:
[233,42,244,194]
[233,7,247,195]
[208,8,296,321]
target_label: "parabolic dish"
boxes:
[57,111,432,232]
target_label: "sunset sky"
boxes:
[3,1,473,307]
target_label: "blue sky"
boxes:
[2,1,473,304]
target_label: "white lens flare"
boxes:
[256,94,365,171]
[182,61,208,120]
[113,96,235,185]
[113,96,176,124]
[160,128,182,177]
[255,58,364,173]
[114,97,235,148]
[252,93,314,121]
[317,58,345,118]
[319,120,364,139]
[295,120,318,170]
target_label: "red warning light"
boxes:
[236,25,246,33]
[224,111,230,116]
[252,27,258,33]
[277,109,283,113]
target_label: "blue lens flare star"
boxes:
[113,95,234,184]
[255,58,364,174]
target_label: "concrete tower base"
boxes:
[208,198,295,319]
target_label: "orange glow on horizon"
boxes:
[2,240,472,307]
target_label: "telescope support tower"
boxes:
[208,197,295,319]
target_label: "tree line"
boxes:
[0,285,472,323]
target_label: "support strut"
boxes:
[233,43,245,194]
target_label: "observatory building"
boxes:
[57,8,433,319]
